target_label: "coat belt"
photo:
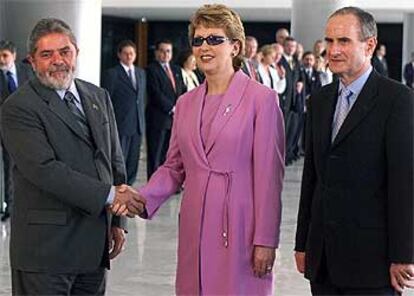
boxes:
[209,169,233,248]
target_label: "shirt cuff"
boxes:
[106,185,116,205]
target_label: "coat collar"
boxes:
[30,77,103,148]
[193,70,250,159]
[117,64,137,92]
[331,70,380,148]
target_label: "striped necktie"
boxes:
[63,91,93,143]
[331,88,353,142]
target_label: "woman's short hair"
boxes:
[188,4,246,71]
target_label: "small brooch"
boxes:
[223,104,232,116]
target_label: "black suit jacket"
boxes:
[295,71,414,287]
[0,62,33,104]
[279,56,302,113]
[102,64,146,136]
[371,56,389,77]
[1,77,126,272]
[145,62,185,130]
[403,62,414,88]
[303,68,322,98]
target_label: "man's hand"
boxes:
[276,65,286,79]
[252,246,276,278]
[108,226,125,259]
[110,184,146,217]
[390,263,414,293]
[296,81,304,94]
[295,251,306,274]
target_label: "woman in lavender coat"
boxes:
[137,4,285,295]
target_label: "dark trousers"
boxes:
[285,111,302,163]
[2,144,13,215]
[119,133,142,185]
[12,268,106,296]
[146,127,171,180]
[311,250,400,296]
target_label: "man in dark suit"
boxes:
[241,36,259,81]
[279,36,305,165]
[102,40,146,186]
[295,7,414,295]
[371,43,389,77]
[300,51,322,154]
[1,18,144,295]
[146,39,185,179]
[403,52,414,89]
[0,40,33,221]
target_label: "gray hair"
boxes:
[27,18,77,55]
[329,6,377,41]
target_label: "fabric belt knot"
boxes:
[210,169,233,248]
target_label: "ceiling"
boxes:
[102,0,414,23]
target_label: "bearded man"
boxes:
[1,18,144,295]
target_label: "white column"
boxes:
[402,13,414,81]
[291,0,355,51]
[4,0,102,85]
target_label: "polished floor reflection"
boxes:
[1,157,412,295]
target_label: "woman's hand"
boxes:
[252,245,276,278]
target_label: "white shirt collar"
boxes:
[120,62,134,74]
[2,62,16,76]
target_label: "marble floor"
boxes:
[1,157,413,296]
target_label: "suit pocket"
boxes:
[27,209,68,225]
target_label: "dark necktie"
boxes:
[128,68,137,90]
[6,71,17,93]
[63,91,93,142]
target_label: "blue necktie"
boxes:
[6,71,17,93]
[331,88,353,142]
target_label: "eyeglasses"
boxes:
[191,35,232,47]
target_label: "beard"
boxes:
[35,64,75,90]
[0,63,12,72]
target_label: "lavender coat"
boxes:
[139,71,285,295]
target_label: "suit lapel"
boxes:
[158,63,176,95]
[117,65,136,92]
[318,82,339,153]
[204,71,249,155]
[75,79,106,149]
[332,71,379,148]
[192,83,209,165]
[30,77,93,147]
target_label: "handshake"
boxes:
[109,185,146,218]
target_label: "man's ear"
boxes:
[366,36,377,57]
[27,55,34,67]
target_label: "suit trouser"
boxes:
[12,268,106,296]
[310,249,400,296]
[2,143,13,215]
[119,133,142,185]
[285,111,301,162]
[146,126,171,180]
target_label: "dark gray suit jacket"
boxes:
[295,71,414,287]
[102,64,146,136]
[1,77,126,273]
[0,62,33,104]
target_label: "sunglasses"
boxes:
[191,35,232,47]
